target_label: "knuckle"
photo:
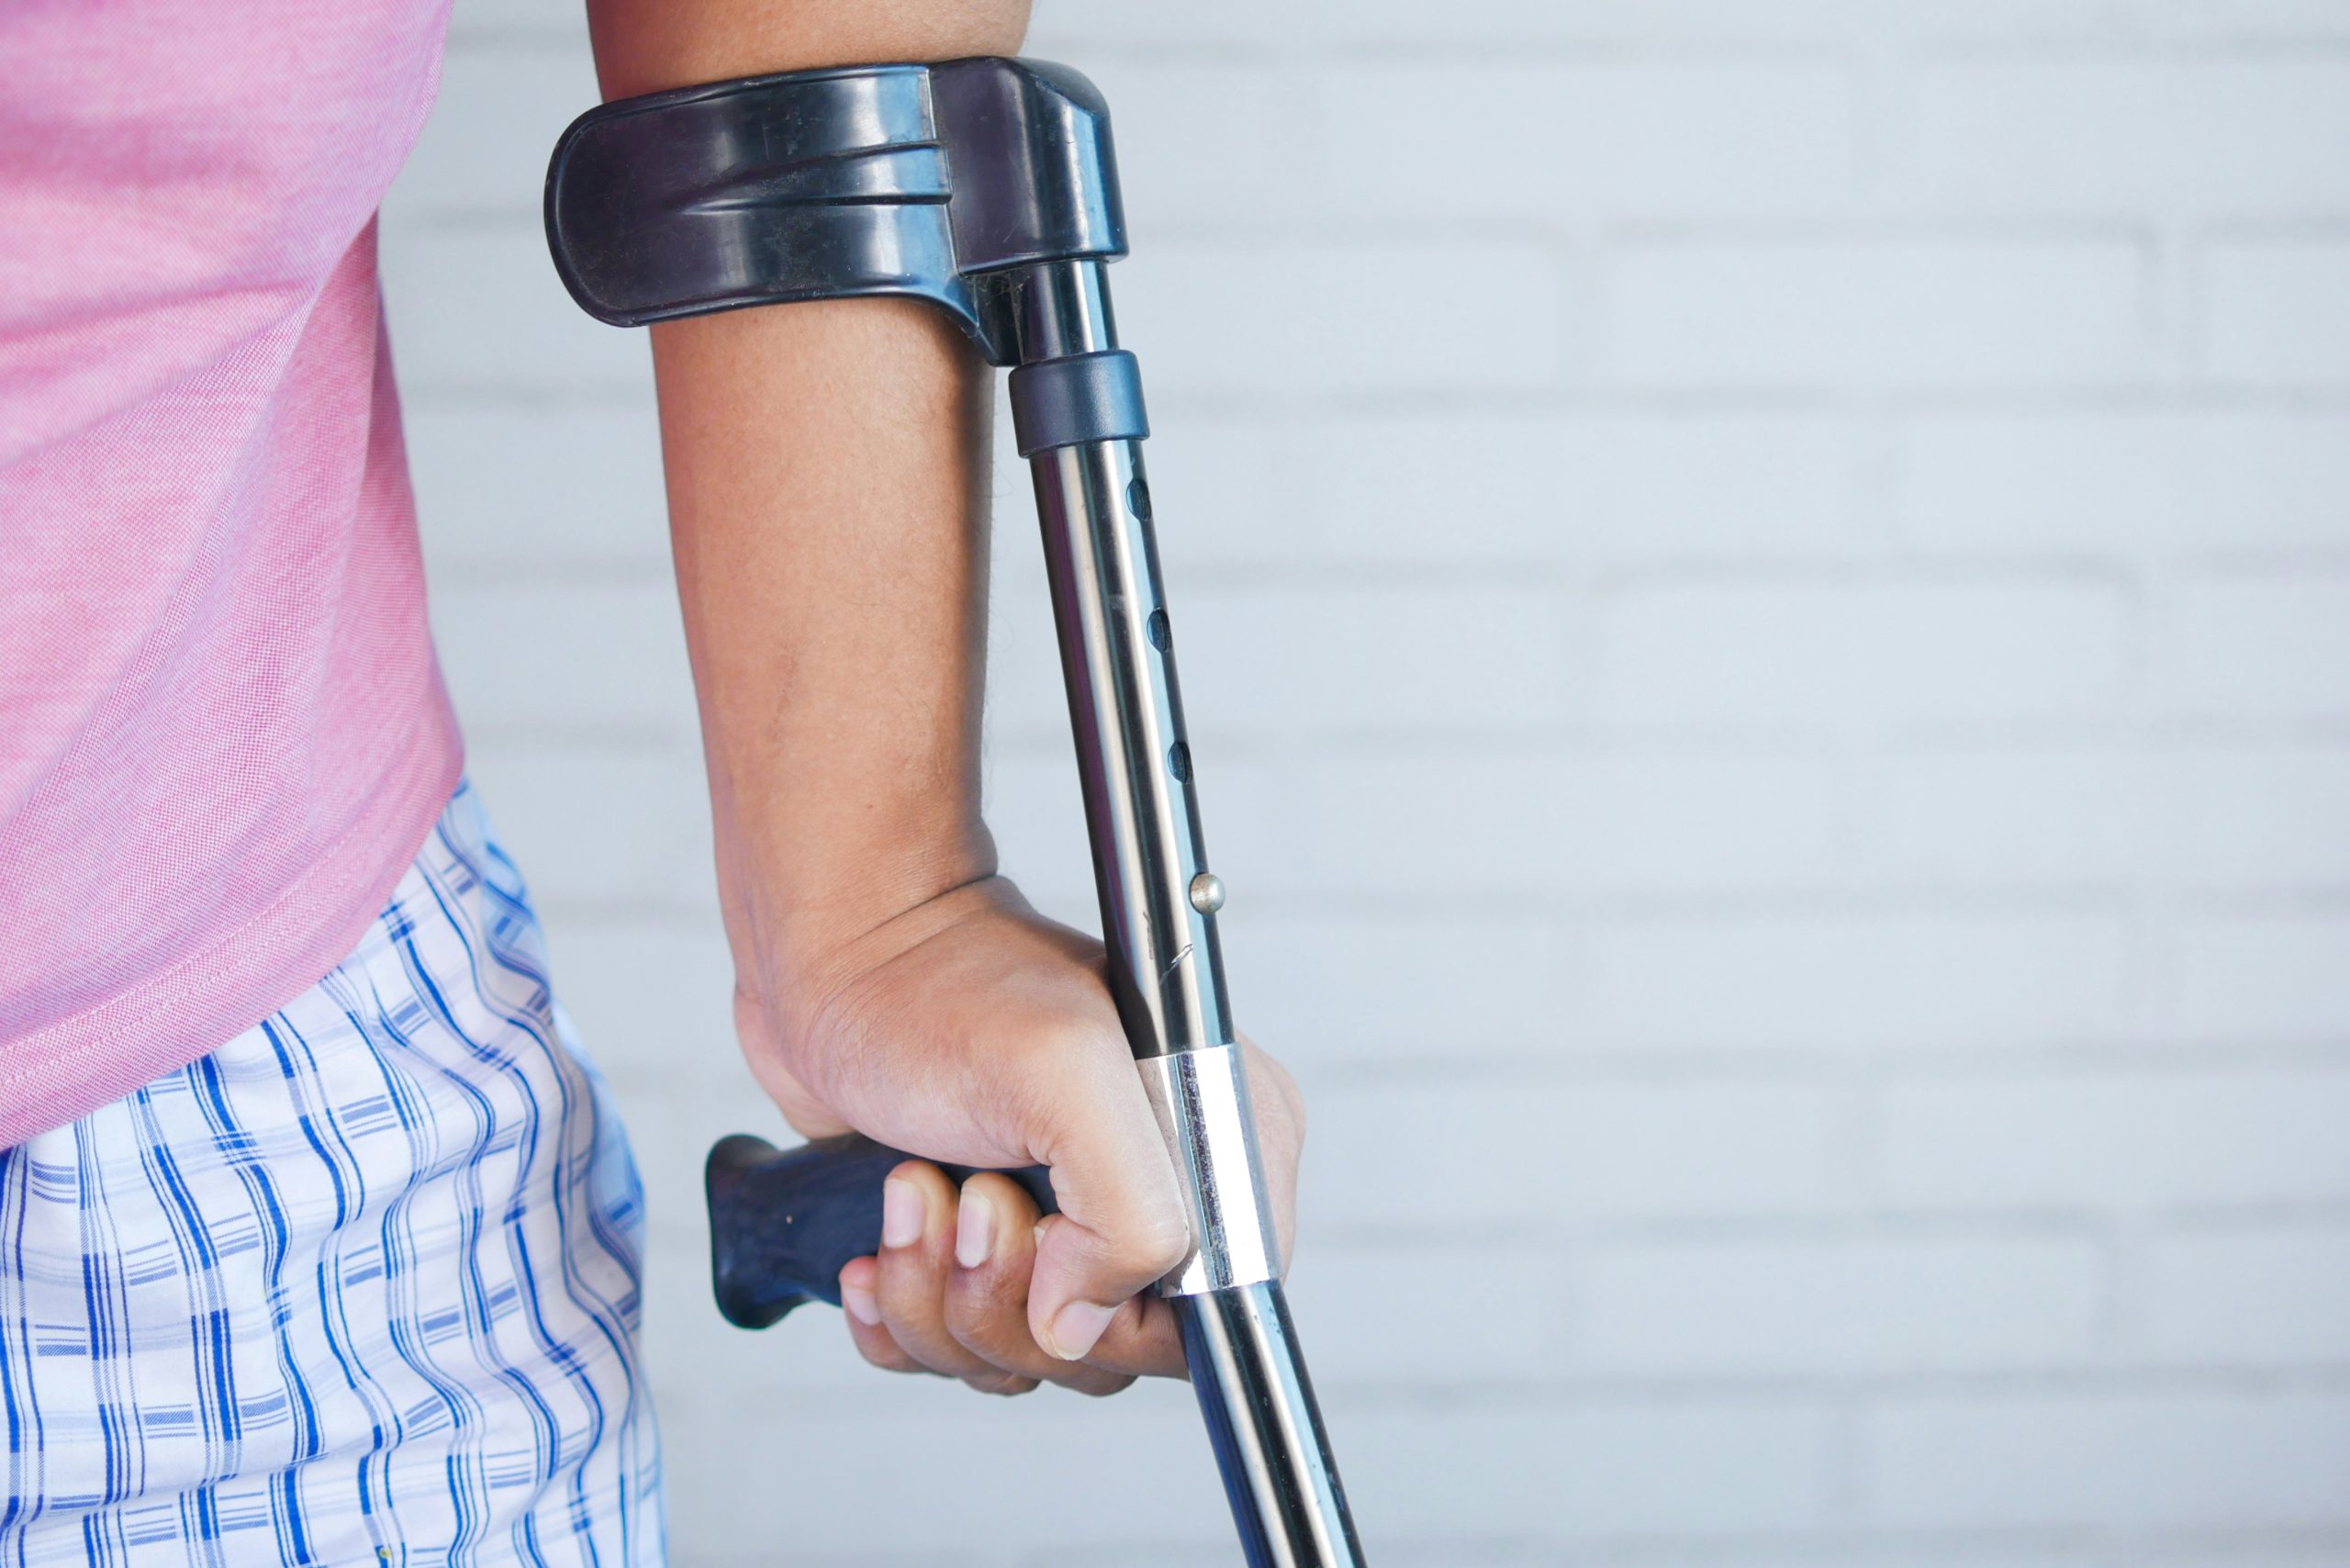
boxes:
[876,1254,947,1312]
[942,1300,994,1359]
[968,1372,1037,1398]
[1131,1209,1192,1278]
[859,1339,919,1375]
[945,1264,1016,1333]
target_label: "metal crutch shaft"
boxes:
[1008,254,1362,1566]
[543,58,1364,1564]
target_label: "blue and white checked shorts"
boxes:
[0,782,665,1565]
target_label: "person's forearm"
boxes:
[659,301,997,960]
[587,0,1033,968]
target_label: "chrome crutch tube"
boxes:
[1006,256,1363,1566]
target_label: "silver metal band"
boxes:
[1136,1042,1281,1295]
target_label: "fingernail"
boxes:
[1046,1300,1117,1361]
[841,1279,881,1327]
[955,1187,995,1271]
[881,1177,923,1250]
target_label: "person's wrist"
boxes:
[754,834,1005,1012]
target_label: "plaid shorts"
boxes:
[0,781,665,1566]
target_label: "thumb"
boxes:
[1026,1050,1192,1361]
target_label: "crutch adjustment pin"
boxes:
[1188,872,1225,914]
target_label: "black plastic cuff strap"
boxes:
[1007,349,1149,456]
[543,58,1125,367]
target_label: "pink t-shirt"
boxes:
[0,0,464,1146]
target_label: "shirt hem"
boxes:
[0,697,464,1148]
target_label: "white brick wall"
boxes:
[383,2,2350,1562]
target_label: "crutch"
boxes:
[543,57,1365,1565]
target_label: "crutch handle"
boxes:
[704,1133,1058,1329]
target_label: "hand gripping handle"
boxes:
[705,1134,1057,1329]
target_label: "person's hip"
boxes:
[0,778,665,1565]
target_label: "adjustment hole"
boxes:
[1147,609,1171,651]
[1168,741,1192,782]
[1127,477,1153,522]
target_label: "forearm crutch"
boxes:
[544,58,1364,1564]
